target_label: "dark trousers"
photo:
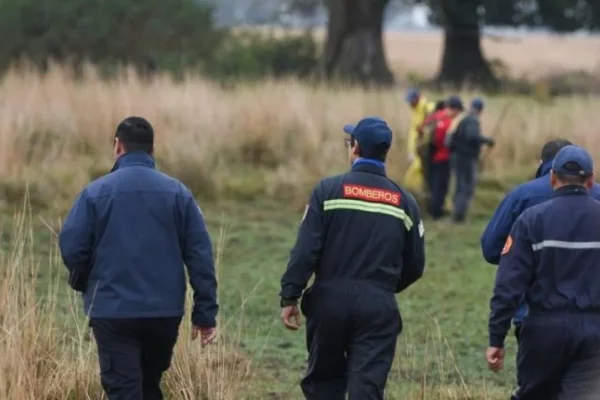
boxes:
[451,155,477,223]
[512,315,600,400]
[514,324,522,342]
[91,317,182,400]
[427,161,451,219]
[299,281,401,400]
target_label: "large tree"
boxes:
[432,0,497,88]
[421,0,600,87]
[291,0,395,86]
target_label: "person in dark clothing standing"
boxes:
[59,117,218,400]
[481,138,600,343]
[487,145,600,400]
[420,104,458,219]
[279,117,426,400]
[445,96,495,223]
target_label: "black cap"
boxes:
[447,95,464,111]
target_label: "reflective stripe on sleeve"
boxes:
[323,199,413,230]
[532,240,600,251]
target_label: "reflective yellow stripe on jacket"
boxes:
[323,199,413,231]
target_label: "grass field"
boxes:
[0,53,598,398]
[1,200,514,399]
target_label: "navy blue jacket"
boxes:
[59,152,218,327]
[489,185,600,347]
[481,161,600,325]
[446,112,493,160]
[279,159,426,301]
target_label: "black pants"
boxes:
[451,155,477,223]
[514,324,522,342]
[91,317,182,400]
[300,281,401,400]
[428,161,450,219]
[512,315,600,400]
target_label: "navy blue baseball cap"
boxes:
[471,97,484,111]
[447,95,464,110]
[405,88,420,103]
[343,117,392,152]
[552,145,594,177]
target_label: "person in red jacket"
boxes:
[420,105,459,219]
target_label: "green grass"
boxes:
[2,196,519,399]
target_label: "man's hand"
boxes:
[281,305,301,331]
[192,325,217,346]
[486,346,505,372]
[485,137,496,147]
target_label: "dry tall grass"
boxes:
[0,203,252,399]
[1,64,599,211]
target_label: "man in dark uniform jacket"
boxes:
[279,117,426,400]
[487,145,600,400]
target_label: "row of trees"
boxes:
[0,0,319,80]
[305,0,600,87]
[0,0,598,88]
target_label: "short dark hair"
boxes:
[434,100,446,111]
[554,161,591,185]
[115,117,154,153]
[541,138,572,163]
[353,136,389,162]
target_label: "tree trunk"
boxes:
[436,0,498,89]
[322,0,394,87]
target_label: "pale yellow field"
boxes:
[257,27,600,79]
[382,30,600,78]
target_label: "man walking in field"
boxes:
[418,100,462,220]
[481,139,600,341]
[488,145,600,399]
[59,117,218,400]
[444,96,495,223]
[279,117,426,400]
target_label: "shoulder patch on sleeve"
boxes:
[418,220,424,237]
[501,235,513,255]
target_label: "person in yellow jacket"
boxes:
[404,88,435,195]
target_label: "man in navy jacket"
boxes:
[487,145,600,399]
[481,138,600,340]
[279,117,425,400]
[59,117,218,400]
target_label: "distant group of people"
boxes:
[404,88,495,222]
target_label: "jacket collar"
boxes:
[535,160,553,178]
[351,158,386,176]
[553,184,589,197]
[110,151,155,172]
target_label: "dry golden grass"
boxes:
[0,64,599,211]
[0,205,252,399]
